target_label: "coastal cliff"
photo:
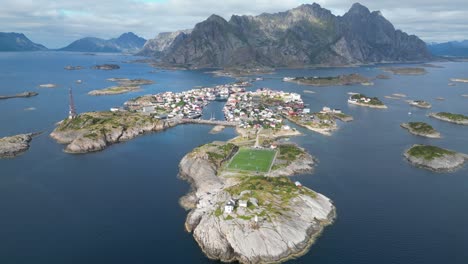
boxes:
[50,112,175,153]
[178,142,335,263]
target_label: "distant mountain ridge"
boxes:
[59,32,146,53]
[143,2,431,68]
[0,32,47,51]
[427,40,468,57]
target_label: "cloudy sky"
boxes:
[2,0,467,48]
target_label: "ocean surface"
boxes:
[0,52,467,264]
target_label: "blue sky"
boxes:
[1,0,467,48]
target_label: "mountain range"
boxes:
[427,40,468,57]
[141,3,431,68]
[59,32,146,53]
[0,32,47,51]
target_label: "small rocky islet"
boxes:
[381,67,427,75]
[0,133,38,158]
[283,73,372,86]
[347,93,387,109]
[408,100,431,109]
[0,91,38,100]
[88,78,154,95]
[404,144,468,172]
[429,112,468,125]
[92,64,120,70]
[400,122,441,138]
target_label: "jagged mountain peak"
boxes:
[347,2,371,15]
[145,2,430,67]
[205,14,228,24]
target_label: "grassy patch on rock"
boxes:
[407,145,455,160]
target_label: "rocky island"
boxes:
[348,93,387,108]
[38,83,57,88]
[449,78,468,83]
[408,100,432,109]
[64,65,84,70]
[0,91,38,100]
[88,78,154,96]
[92,64,120,70]
[210,67,275,78]
[283,74,371,86]
[50,111,173,153]
[0,133,38,158]
[179,139,335,263]
[401,122,441,138]
[429,112,468,125]
[404,144,468,172]
[381,67,427,75]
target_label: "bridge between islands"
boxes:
[162,118,238,128]
[181,118,238,126]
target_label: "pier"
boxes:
[180,118,238,127]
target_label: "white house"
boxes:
[239,200,248,208]
[224,200,235,214]
[295,181,302,187]
[303,108,311,114]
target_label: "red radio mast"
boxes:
[68,87,77,119]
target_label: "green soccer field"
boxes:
[227,148,276,172]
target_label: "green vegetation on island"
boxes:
[271,144,306,171]
[348,93,386,108]
[404,144,467,172]
[407,145,455,160]
[382,67,427,75]
[225,176,316,214]
[56,111,156,133]
[88,78,154,95]
[429,112,468,125]
[51,111,168,153]
[284,73,370,86]
[408,100,432,109]
[401,122,441,138]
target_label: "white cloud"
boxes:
[1,0,467,48]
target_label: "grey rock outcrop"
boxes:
[404,145,468,172]
[50,112,178,154]
[0,133,34,158]
[144,3,430,68]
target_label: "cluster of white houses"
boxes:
[223,88,304,129]
[348,95,371,104]
[120,83,248,119]
[224,181,302,214]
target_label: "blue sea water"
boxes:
[0,52,467,264]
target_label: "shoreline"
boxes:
[282,115,336,136]
[348,100,388,109]
[429,113,468,125]
[400,123,441,138]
